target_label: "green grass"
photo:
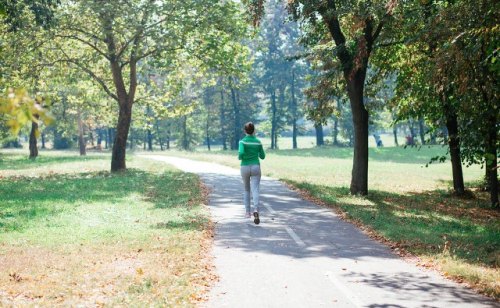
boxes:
[0,151,211,306]
[0,153,103,170]
[0,149,111,177]
[197,133,406,151]
[288,182,500,298]
[159,145,483,193]
[270,145,450,164]
[290,183,499,264]
[157,146,499,299]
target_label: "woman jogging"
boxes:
[238,122,266,225]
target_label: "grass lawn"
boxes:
[156,145,500,299]
[196,133,404,151]
[0,150,213,306]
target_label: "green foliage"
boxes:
[0,0,59,31]
[0,88,54,138]
[252,0,309,148]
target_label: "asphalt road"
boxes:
[146,155,497,308]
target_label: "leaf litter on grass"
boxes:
[0,153,217,306]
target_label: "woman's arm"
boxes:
[259,144,266,160]
[238,140,244,160]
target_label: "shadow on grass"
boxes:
[289,181,500,268]
[189,171,496,303]
[0,155,105,171]
[191,145,450,165]
[152,214,210,231]
[268,145,450,164]
[0,169,204,233]
[143,172,203,210]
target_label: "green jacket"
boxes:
[238,135,266,166]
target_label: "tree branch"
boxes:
[318,1,351,69]
[62,26,104,43]
[372,0,398,44]
[71,60,119,102]
[376,40,406,48]
[55,34,110,60]
[372,20,384,42]
[45,56,119,102]
[321,0,346,46]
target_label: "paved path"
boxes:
[146,155,497,308]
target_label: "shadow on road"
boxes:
[200,172,496,306]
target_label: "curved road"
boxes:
[145,155,497,308]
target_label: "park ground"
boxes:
[0,142,499,305]
[0,151,214,306]
[168,143,499,297]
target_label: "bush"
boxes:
[53,133,73,149]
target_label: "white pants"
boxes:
[240,164,261,213]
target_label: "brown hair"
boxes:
[244,122,255,135]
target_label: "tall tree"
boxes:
[1,2,56,156]
[247,0,398,194]
[441,0,499,206]
[254,0,303,150]
[52,0,246,171]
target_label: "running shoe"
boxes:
[253,212,260,225]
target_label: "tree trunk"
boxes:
[182,116,189,150]
[29,120,38,159]
[315,123,324,146]
[485,113,499,207]
[445,108,465,195]
[77,109,86,156]
[347,77,369,195]
[206,116,211,151]
[323,11,371,195]
[107,128,114,149]
[321,6,379,195]
[166,124,170,150]
[275,86,286,149]
[292,120,298,149]
[229,82,241,150]
[270,90,277,149]
[129,128,134,150]
[333,117,339,146]
[430,132,437,145]
[104,128,109,149]
[97,128,103,147]
[155,120,164,151]
[441,126,448,144]
[393,125,399,146]
[41,130,46,149]
[409,119,417,145]
[418,117,426,145]
[220,89,227,150]
[291,70,298,150]
[147,128,153,151]
[111,103,133,172]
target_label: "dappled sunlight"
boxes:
[164,148,484,193]
[343,270,488,305]
[0,153,213,306]
[149,154,496,305]
[337,196,377,206]
[290,181,499,273]
[1,0,495,303]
